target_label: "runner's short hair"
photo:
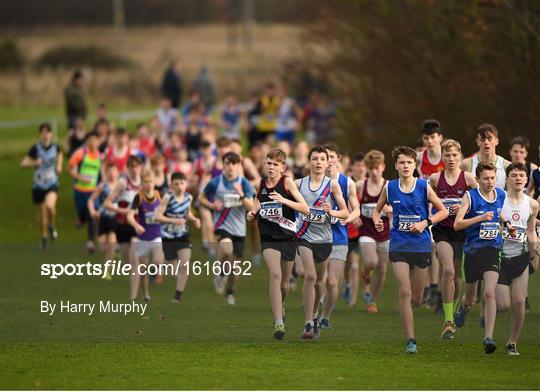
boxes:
[477,123,499,139]
[351,152,365,164]
[217,136,232,148]
[266,148,287,163]
[308,145,329,160]
[391,146,416,162]
[475,161,497,177]
[421,119,441,135]
[223,151,241,164]
[505,162,528,176]
[510,136,530,151]
[141,168,154,182]
[441,139,462,153]
[39,123,52,133]
[364,150,385,169]
[127,155,142,167]
[171,172,186,182]
[323,144,340,157]
[150,154,166,166]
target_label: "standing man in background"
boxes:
[64,70,87,130]
[161,60,183,109]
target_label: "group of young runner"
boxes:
[22,115,540,355]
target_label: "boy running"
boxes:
[496,163,540,355]
[453,162,516,354]
[199,152,254,305]
[88,162,119,280]
[156,172,201,303]
[68,131,101,253]
[247,148,309,340]
[21,123,63,251]
[319,144,360,328]
[372,146,448,354]
[127,169,165,301]
[429,140,477,338]
[461,123,510,189]
[358,150,392,313]
[296,146,348,340]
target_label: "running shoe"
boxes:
[434,291,443,314]
[319,318,331,329]
[362,291,373,304]
[313,318,320,339]
[506,343,519,356]
[406,339,418,354]
[226,294,236,305]
[301,323,314,340]
[213,275,225,294]
[86,240,95,254]
[342,283,351,304]
[479,315,485,330]
[48,224,58,241]
[427,287,438,307]
[441,321,456,339]
[454,304,470,328]
[366,302,378,314]
[172,290,182,304]
[39,237,47,252]
[422,287,429,304]
[273,323,285,340]
[484,337,497,354]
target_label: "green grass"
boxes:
[1,105,539,389]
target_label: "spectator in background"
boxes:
[64,70,87,130]
[65,116,87,157]
[275,86,302,144]
[306,94,336,144]
[192,65,216,112]
[218,94,243,140]
[181,90,202,117]
[249,82,280,146]
[161,60,183,109]
[157,97,179,140]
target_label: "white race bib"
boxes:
[223,193,242,208]
[502,226,526,242]
[361,203,376,218]
[144,211,156,224]
[305,207,326,223]
[260,202,283,218]
[479,222,499,240]
[441,197,462,216]
[398,215,421,232]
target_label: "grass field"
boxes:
[1,106,539,390]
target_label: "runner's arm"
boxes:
[328,180,348,219]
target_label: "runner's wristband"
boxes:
[426,218,433,227]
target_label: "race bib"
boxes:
[35,169,56,186]
[502,226,526,242]
[361,203,376,218]
[441,198,462,216]
[144,211,156,224]
[223,193,242,208]
[398,215,420,232]
[479,222,499,240]
[305,207,326,223]
[165,223,185,233]
[260,202,283,218]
